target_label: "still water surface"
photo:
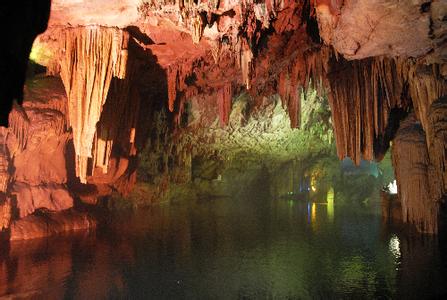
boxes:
[1,194,447,299]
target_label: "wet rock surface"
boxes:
[9,209,96,241]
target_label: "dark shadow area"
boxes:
[374,107,410,161]
[0,1,51,126]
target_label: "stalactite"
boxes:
[278,71,289,106]
[241,39,253,89]
[167,58,198,118]
[277,48,332,129]
[168,65,178,112]
[288,89,300,128]
[407,64,447,149]
[326,56,412,164]
[288,58,307,128]
[77,31,141,178]
[93,74,137,174]
[59,26,129,183]
[277,64,301,128]
[325,56,446,166]
[218,83,232,127]
[392,114,438,234]
[210,40,221,64]
[191,14,203,44]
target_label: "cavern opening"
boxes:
[1,0,447,298]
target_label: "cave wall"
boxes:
[0,78,73,229]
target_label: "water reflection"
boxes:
[1,194,446,298]
[327,187,335,222]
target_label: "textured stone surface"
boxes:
[0,196,11,231]
[316,0,434,60]
[9,210,96,241]
[12,183,74,219]
[392,114,438,233]
[49,0,140,27]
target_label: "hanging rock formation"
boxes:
[59,26,130,183]
[427,97,447,206]
[392,114,438,233]
[325,56,412,164]
[218,83,232,127]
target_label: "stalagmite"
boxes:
[59,26,129,183]
[392,114,438,234]
[218,83,232,127]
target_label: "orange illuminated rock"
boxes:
[59,26,130,183]
[0,196,11,231]
[9,209,96,241]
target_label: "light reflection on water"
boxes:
[0,196,446,299]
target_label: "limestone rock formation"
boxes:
[0,196,11,231]
[217,83,232,127]
[12,183,73,219]
[59,26,130,183]
[0,130,10,193]
[0,77,75,234]
[315,0,437,60]
[427,97,447,204]
[9,209,96,241]
[392,114,438,233]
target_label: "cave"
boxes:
[0,0,447,298]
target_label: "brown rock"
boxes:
[392,114,438,233]
[9,209,96,241]
[12,183,73,219]
[316,0,433,60]
[0,195,11,231]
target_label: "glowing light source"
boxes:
[311,203,316,223]
[327,187,334,222]
[388,180,397,194]
[310,175,317,192]
[389,234,401,260]
[29,40,52,66]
